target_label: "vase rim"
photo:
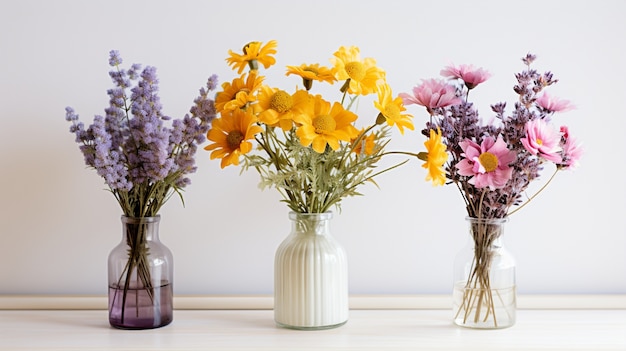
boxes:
[121,215,161,224]
[289,211,333,220]
[465,216,508,224]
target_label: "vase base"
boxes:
[452,283,516,329]
[275,319,347,331]
[108,283,173,330]
[453,320,515,330]
[110,320,173,330]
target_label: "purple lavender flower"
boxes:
[206,74,219,91]
[190,75,218,125]
[65,51,218,216]
[521,53,536,66]
[109,50,123,66]
[128,64,142,80]
[91,115,133,191]
[109,70,130,90]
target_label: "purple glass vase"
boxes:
[108,215,173,329]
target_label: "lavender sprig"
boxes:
[66,50,218,217]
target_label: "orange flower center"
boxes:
[269,90,293,113]
[536,138,543,145]
[478,152,499,172]
[344,61,366,81]
[226,131,244,150]
[313,115,336,134]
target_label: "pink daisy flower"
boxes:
[440,63,491,89]
[520,119,562,163]
[558,126,583,169]
[536,92,575,113]
[456,136,516,190]
[399,79,462,114]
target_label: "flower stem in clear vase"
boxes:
[108,215,173,329]
[453,217,516,329]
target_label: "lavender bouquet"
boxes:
[65,50,217,325]
[401,54,582,327]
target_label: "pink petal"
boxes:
[456,159,475,176]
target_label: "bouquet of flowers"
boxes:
[401,53,582,327]
[204,40,414,213]
[64,50,217,325]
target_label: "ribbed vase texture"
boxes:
[274,212,349,330]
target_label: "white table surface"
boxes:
[1,309,625,350]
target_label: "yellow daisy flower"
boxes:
[374,83,414,134]
[215,71,264,113]
[286,63,336,90]
[330,46,385,95]
[295,95,359,153]
[257,87,310,131]
[204,109,263,168]
[351,130,376,156]
[226,40,278,74]
[422,128,448,186]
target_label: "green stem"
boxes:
[115,220,155,324]
[507,168,559,216]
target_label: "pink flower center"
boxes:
[478,152,499,172]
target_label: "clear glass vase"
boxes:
[453,217,516,329]
[274,212,349,330]
[108,215,173,329]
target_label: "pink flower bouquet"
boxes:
[402,53,581,217]
[402,53,582,327]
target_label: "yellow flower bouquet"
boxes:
[203,40,415,330]
[204,40,414,213]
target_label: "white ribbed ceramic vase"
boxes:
[274,212,349,330]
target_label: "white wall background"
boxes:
[1,0,624,296]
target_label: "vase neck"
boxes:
[465,216,507,248]
[289,212,333,237]
[121,215,161,242]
